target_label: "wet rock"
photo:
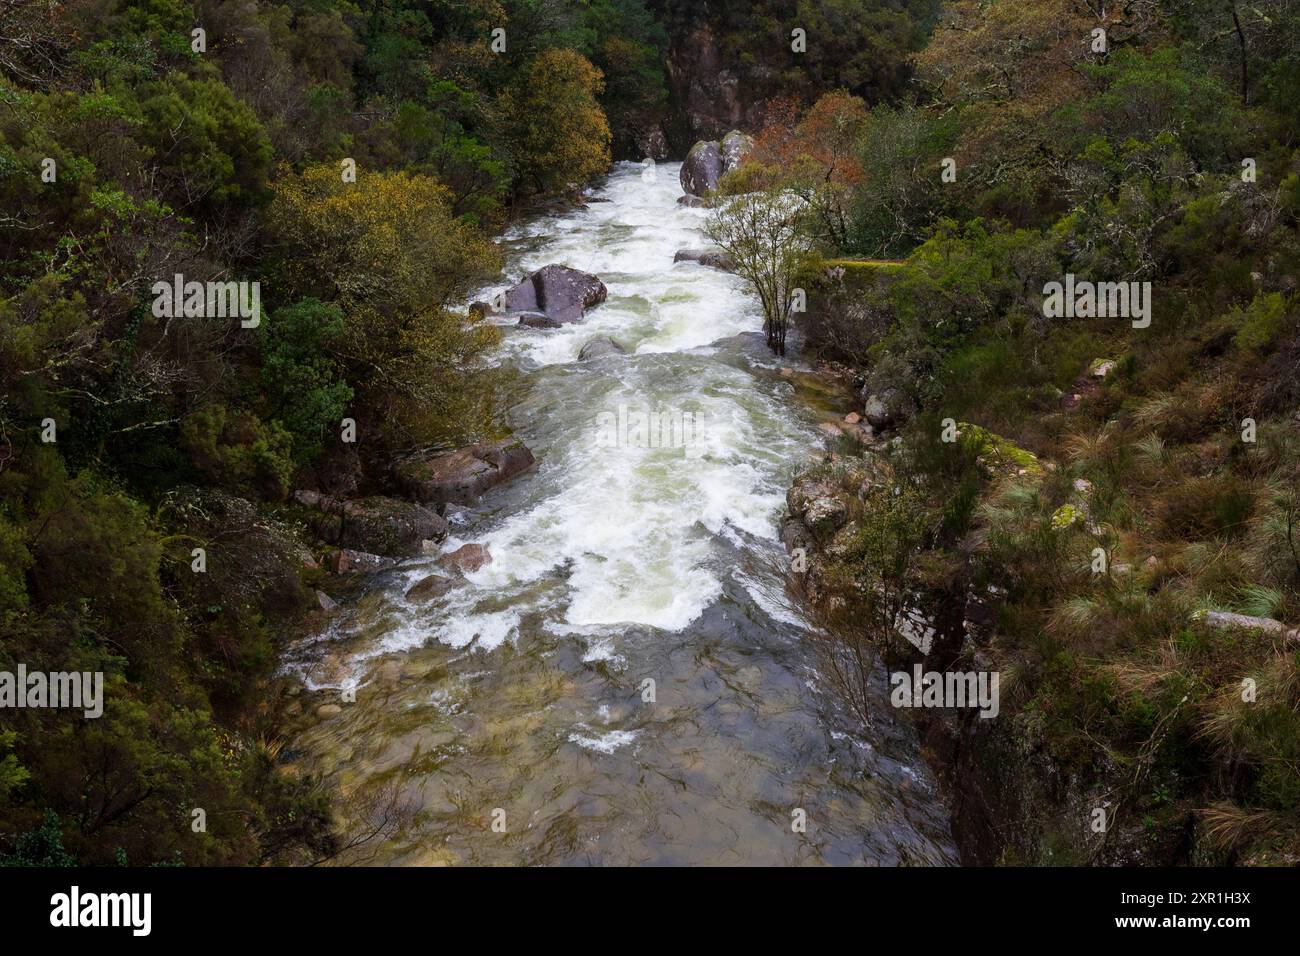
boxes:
[720,130,754,175]
[315,590,338,611]
[469,300,492,319]
[504,264,607,323]
[394,438,535,506]
[293,491,449,556]
[518,312,563,329]
[680,130,752,197]
[438,543,492,573]
[676,195,708,208]
[680,139,723,196]
[341,498,447,556]
[406,573,457,603]
[578,336,626,361]
[673,248,735,271]
[325,549,396,575]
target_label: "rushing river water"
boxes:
[282,162,957,865]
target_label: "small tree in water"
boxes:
[704,188,814,356]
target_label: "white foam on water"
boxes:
[309,162,821,658]
[481,164,767,367]
[567,727,640,754]
[459,361,807,633]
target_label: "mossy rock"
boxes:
[958,422,1044,476]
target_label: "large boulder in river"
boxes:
[680,131,753,197]
[504,264,607,323]
[720,130,754,175]
[680,140,723,196]
[394,438,535,506]
[578,336,626,361]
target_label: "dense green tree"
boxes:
[505,48,611,195]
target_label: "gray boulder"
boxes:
[578,336,626,361]
[394,438,535,506]
[674,248,735,272]
[863,389,905,430]
[438,543,492,574]
[504,264,607,323]
[518,312,563,329]
[680,140,723,196]
[720,130,754,175]
[324,549,396,575]
[405,573,457,603]
[803,496,848,543]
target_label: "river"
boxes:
[281,161,957,865]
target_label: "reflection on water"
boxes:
[280,163,957,865]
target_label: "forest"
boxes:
[1,0,1297,866]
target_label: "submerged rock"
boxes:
[405,573,457,603]
[578,336,626,360]
[673,248,735,271]
[518,312,563,329]
[504,264,607,323]
[394,438,535,506]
